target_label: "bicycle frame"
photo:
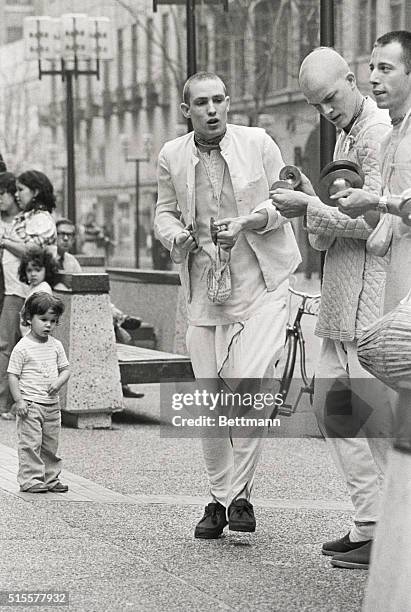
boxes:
[271,288,320,419]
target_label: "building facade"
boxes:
[0,0,410,269]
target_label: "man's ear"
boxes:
[180,102,190,119]
[226,96,230,112]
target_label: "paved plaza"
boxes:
[0,394,369,611]
[0,273,372,611]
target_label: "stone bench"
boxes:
[53,272,193,428]
[53,273,123,429]
[117,344,193,385]
[106,268,188,354]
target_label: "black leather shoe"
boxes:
[322,531,372,556]
[228,499,256,532]
[48,482,69,493]
[194,502,227,539]
[122,385,144,399]
[331,540,372,569]
[121,316,142,331]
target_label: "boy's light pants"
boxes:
[186,285,288,510]
[17,402,62,491]
[314,338,394,539]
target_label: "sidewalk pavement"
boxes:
[0,273,369,611]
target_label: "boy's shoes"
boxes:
[331,540,372,569]
[48,482,69,493]
[194,502,227,539]
[322,531,372,556]
[24,483,49,493]
[228,499,256,532]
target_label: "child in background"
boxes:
[18,245,59,298]
[18,246,59,337]
[8,292,70,493]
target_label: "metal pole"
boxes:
[186,0,196,132]
[186,0,197,78]
[65,71,76,227]
[319,0,335,279]
[135,160,140,268]
[319,0,336,170]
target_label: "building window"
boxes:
[390,0,404,29]
[334,0,344,54]
[215,14,231,89]
[358,0,377,55]
[214,8,247,99]
[234,32,246,97]
[146,18,153,83]
[131,23,138,84]
[198,24,209,71]
[162,13,170,97]
[255,1,272,92]
[117,28,124,89]
[255,0,289,92]
[6,26,23,43]
[299,0,319,63]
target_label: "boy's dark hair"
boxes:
[17,170,56,212]
[0,171,17,196]
[18,245,60,287]
[21,292,65,326]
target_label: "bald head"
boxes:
[299,47,361,130]
[299,47,351,91]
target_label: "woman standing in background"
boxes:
[0,170,56,420]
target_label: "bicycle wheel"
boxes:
[271,332,297,419]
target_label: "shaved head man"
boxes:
[271,47,393,571]
[299,47,364,130]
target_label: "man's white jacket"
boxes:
[154,124,301,302]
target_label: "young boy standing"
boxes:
[7,292,70,493]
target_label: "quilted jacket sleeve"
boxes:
[307,122,390,241]
[306,197,372,239]
[358,123,391,194]
[309,229,335,252]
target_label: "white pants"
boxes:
[314,338,394,537]
[186,286,288,509]
[363,392,411,612]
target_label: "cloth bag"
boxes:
[357,290,411,390]
[206,246,232,304]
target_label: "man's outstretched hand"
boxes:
[270,171,315,218]
[330,188,379,218]
[270,189,309,218]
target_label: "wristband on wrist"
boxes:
[376,195,388,214]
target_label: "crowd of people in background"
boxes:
[0,165,143,421]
